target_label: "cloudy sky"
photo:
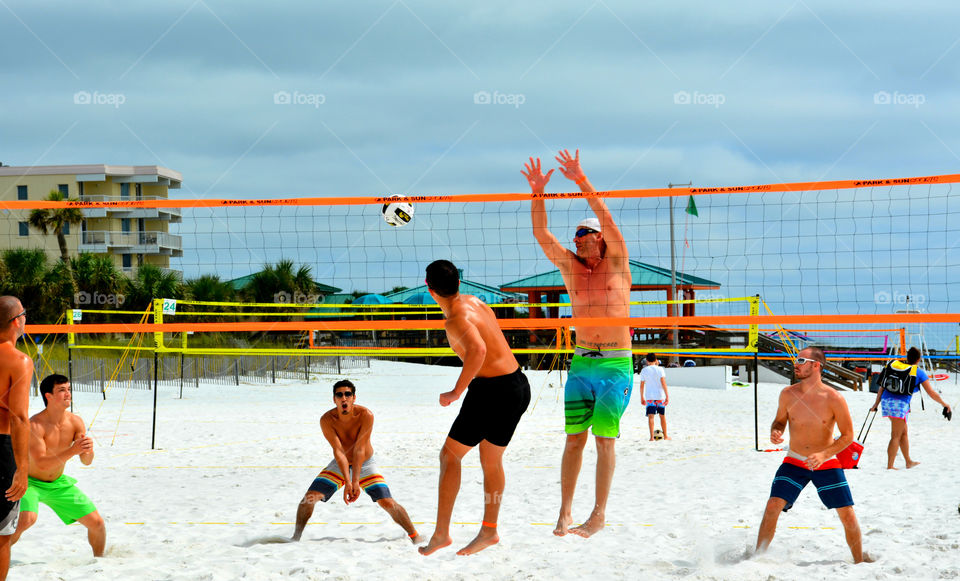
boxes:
[4,1,960,345]
[4,1,958,196]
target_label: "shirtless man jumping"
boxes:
[419,259,531,557]
[11,374,105,557]
[0,296,30,580]
[523,149,633,538]
[292,379,422,543]
[755,347,865,563]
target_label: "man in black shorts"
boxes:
[419,260,531,557]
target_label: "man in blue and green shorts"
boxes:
[526,148,633,538]
[11,374,105,557]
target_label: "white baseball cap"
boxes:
[576,218,602,233]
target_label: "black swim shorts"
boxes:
[449,367,531,447]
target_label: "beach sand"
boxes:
[11,360,959,580]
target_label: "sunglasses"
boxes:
[334,391,354,398]
[7,310,25,323]
[795,357,819,365]
[575,228,599,238]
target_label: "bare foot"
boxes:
[664,436,672,440]
[456,528,499,555]
[906,460,920,469]
[648,437,655,441]
[409,534,427,545]
[887,466,899,470]
[859,552,876,563]
[553,513,573,536]
[570,514,605,538]
[418,534,452,556]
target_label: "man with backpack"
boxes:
[869,347,953,470]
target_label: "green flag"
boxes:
[685,195,698,217]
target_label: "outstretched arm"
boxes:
[320,416,356,503]
[556,149,628,260]
[920,379,951,413]
[524,156,570,267]
[75,416,94,466]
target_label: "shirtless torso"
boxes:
[29,410,93,482]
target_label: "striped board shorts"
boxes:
[307,456,392,502]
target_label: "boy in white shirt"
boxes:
[639,353,670,440]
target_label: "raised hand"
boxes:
[554,149,585,183]
[522,157,553,193]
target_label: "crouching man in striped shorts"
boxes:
[755,347,867,564]
[292,379,423,544]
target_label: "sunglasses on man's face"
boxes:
[575,228,599,238]
[795,357,819,366]
[334,391,354,398]
[7,310,25,323]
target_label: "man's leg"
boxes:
[835,506,864,563]
[76,511,106,557]
[647,414,655,440]
[0,535,10,581]
[755,497,787,553]
[293,491,324,541]
[887,418,906,469]
[375,498,422,543]
[570,436,616,538]
[9,511,36,545]
[457,440,506,556]
[420,437,472,556]
[660,414,669,440]
[554,431,589,536]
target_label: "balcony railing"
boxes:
[79,195,181,222]
[80,230,183,257]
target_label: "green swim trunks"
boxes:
[19,474,97,524]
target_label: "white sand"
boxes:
[11,361,959,580]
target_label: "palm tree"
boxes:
[243,259,316,304]
[28,190,84,266]
[124,264,184,312]
[186,274,236,304]
[0,248,71,323]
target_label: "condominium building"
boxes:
[0,164,183,273]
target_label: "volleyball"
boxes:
[382,195,414,227]
[653,429,664,441]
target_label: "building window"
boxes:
[17,185,27,200]
[63,223,70,235]
[78,182,84,198]
[18,222,28,236]
[121,219,131,233]
[122,254,132,269]
[121,183,130,198]
[135,183,142,200]
[58,184,69,198]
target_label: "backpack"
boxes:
[877,360,918,396]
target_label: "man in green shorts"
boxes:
[11,374,105,556]
[524,149,633,538]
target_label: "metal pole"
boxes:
[667,182,691,365]
[754,350,760,452]
[179,353,184,399]
[152,351,159,450]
